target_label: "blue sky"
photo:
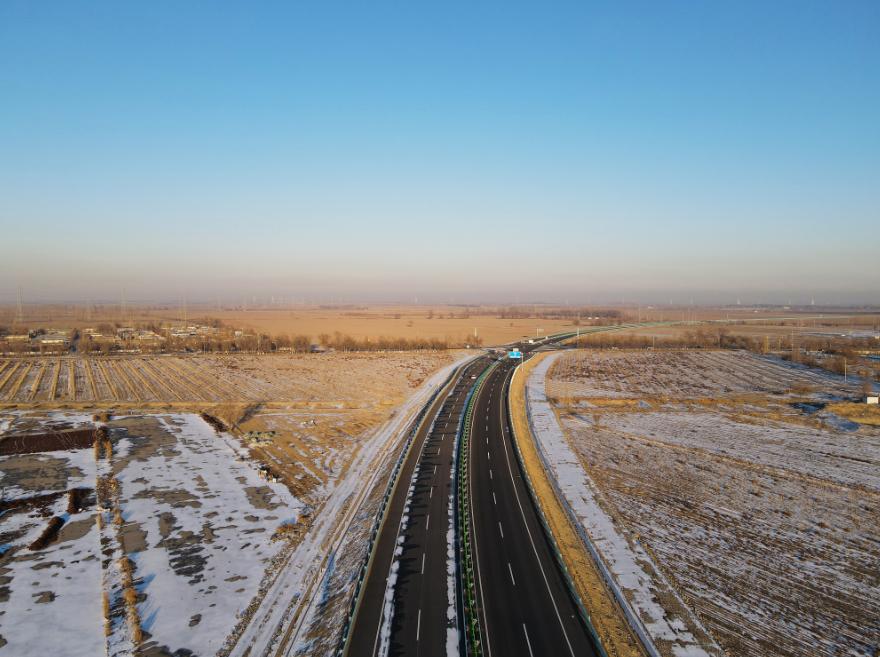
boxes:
[1,1,878,304]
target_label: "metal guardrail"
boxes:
[454,361,497,657]
[336,360,474,656]
[515,359,663,657]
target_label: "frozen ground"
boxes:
[0,351,468,657]
[544,349,880,657]
[547,349,861,400]
[0,352,458,405]
[227,353,474,657]
[0,414,103,657]
[527,353,720,657]
[0,412,301,657]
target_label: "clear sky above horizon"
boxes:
[1,1,878,305]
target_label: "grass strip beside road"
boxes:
[509,353,645,657]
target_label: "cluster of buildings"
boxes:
[84,327,164,344]
[0,329,72,351]
[167,324,220,339]
[1,323,224,354]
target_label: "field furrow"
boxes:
[0,362,21,397]
[28,362,46,401]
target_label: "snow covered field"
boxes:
[0,412,301,656]
[527,354,720,657]
[544,350,880,657]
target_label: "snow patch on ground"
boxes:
[116,414,302,655]
[0,465,104,657]
[0,412,301,657]
[597,411,880,491]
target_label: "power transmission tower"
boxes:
[15,285,24,324]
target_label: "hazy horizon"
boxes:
[2,2,878,304]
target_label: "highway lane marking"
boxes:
[429,486,433,498]
[498,522,504,539]
[492,492,497,505]
[508,562,516,586]
[368,373,456,657]
[489,469,493,480]
[470,382,495,657]
[522,624,534,657]
[416,609,421,642]
[426,514,431,531]
[421,553,425,575]
[497,367,576,657]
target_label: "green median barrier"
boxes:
[454,361,497,657]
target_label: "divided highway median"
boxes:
[455,361,497,656]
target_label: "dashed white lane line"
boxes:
[492,491,497,505]
[498,521,504,539]
[426,514,431,531]
[416,608,422,642]
[421,552,426,575]
[508,562,516,586]
[523,624,534,657]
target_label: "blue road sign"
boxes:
[508,350,522,359]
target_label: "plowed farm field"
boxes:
[546,349,880,657]
[0,353,456,406]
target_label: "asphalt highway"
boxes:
[347,357,490,657]
[346,339,601,657]
[467,354,600,657]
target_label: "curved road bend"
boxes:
[468,352,600,657]
[347,356,491,657]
